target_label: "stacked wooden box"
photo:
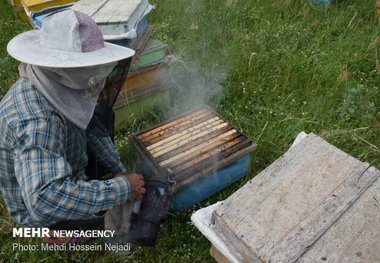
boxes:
[114,38,173,129]
[71,0,154,55]
[71,0,174,130]
[9,0,29,23]
[192,133,380,263]
[9,0,77,24]
[22,0,174,129]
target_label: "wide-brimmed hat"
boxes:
[7,9,135,68]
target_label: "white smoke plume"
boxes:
[163,56,226,118]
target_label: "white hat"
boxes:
[7,9,135,68]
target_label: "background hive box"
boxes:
[71,0,151,35]
[30,3,75,28]
[9,0,29,23]
[129,37,172,70]
[106,18,152,63]
[115,63,172,104]
[113,60,172,130]
[20,0,77,26]
[114,90,171,129]
[130,106,257,211]
[207,133,379,262]
[113,37,173,130]
[21,0,77,12]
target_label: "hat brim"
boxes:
[7,30,135,68]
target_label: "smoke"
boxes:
[163,55,226,118]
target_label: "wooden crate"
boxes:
[300,167,380,263]
[30,3,75,28]
[71,0,151,35]
[130,106,257,211]
[169,153,252,212]
[113,62,172,129]
[106,18,152,63]
[114,87,171,130]
[209,133,379,262]
[21,0,77,12]
[210,245,231,263]
[113,37,173,129]
[9,0,29,23]
[114,63,171,106]
[129,37,172,71]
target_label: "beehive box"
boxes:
[114,89,171,130]
[21,0,77,12]
[114,63,171,106]
[9,0,29,23]
[106,18,152,62]
[299,167,380,263]
[71,0,152,36]
[113,38,173,129]
[112,61,172,130]
[199,133,380,263]
[30,3,74,28]
[130,106,257,211]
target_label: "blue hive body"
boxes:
[169,154,251,212]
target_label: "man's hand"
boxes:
[115,173,146,202]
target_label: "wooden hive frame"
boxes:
[130,106,257,191]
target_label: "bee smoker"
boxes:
[128,180,169,247]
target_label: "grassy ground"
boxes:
[1,0,379,262]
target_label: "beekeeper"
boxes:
[0,9,145,236]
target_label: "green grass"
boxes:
[1,0,379,262]
[0,0,30,96]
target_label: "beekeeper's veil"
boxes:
[87,58,131,138]
[7,9,134,133]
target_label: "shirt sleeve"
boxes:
[86,132,127,175]
[13,117,131,223]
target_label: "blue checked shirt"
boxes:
[0,78,131,227]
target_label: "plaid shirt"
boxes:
[0,78,131,227]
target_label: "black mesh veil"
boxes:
[86,57,132,179]
[87,57,132,138]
